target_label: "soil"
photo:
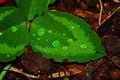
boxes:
[0,0,120,80]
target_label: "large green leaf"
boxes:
[0,7,29,62]
[16,0,48,20]
[30,11,105,62]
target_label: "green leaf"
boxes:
[48,0,56,5]
[16,0,48,20]
[0,7,29,62]
[0,64,11,80]
[64,77,69,80]
[30,11,105,62]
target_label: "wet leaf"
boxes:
[0,7,29,62]
[30,11,105,62]
[16,0,48,20]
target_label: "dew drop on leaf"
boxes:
[80,44,87,48]
[37,38,40,41]
[46,39,49,41]
[42,48,47,52]
[52,40,61,48]
[37,28,45,36]
[71,26,75,29]
[0,32,3,36]
[6,54,10,57]
[67,38,73,43]
[11,26,18,32]
[48,30,52,33]
[32,33,35,36]
[63,33,66,36]
[31,40,34,42]
[36,21,40,25]
[63,46,68,50]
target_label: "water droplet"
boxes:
[63,46,68,50]
[52,40,61,48]
[37,38,40,41]
[67,38,73,43]
[48,30,52,33]
[0,32,3,36]
[1,13,4,16]
[37,28,45,36]
[32,33,35,36]
[46,39,48,41]
[63,33,66,36]
[7,54,10,57]
[31,40,34,42]
[80,44,87,48]
[71,26,74,29]
[12,26,17,32]
[43,49,47,52]
[36,21,40,25]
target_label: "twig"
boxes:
[98,0,103,26]
[100,6,120,26]
[105,53,120,69]
[9,66,82,79]
[9,67,39,79]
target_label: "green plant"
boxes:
[0,64,11,80]
[0,0,105,62]
[64,77,69,80]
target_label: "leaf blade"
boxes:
[0,7,29,62]
[30,11,105,62]
[16,0,48,20]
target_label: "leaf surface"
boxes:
[16,0,48,20]
[0,7,29,62]
[30,11,105,62]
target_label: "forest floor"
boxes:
[0,0,120,80]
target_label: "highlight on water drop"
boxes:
[71,26,75,29]
[11,26,18,32]
[63,46,68,50]
[0,32,3,36]
[32,33,35,36]
[6,54,10,57]
[67,38,73,43]
[52,40,61,48]
[37,28,45,36]
[63,33,66,36]
[48,30,52,33]
[80,44,87,49]
[36,21,40,25]
[37,38,40,41]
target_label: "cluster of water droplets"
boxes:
[48,13,89,50]
[37,28,45,36]
[32,17,88,55]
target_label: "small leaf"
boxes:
[64,77,69,80]
[16,0,48,20]
[48,0,56,5]
[30,11,105,62]
[0,7,29,62]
